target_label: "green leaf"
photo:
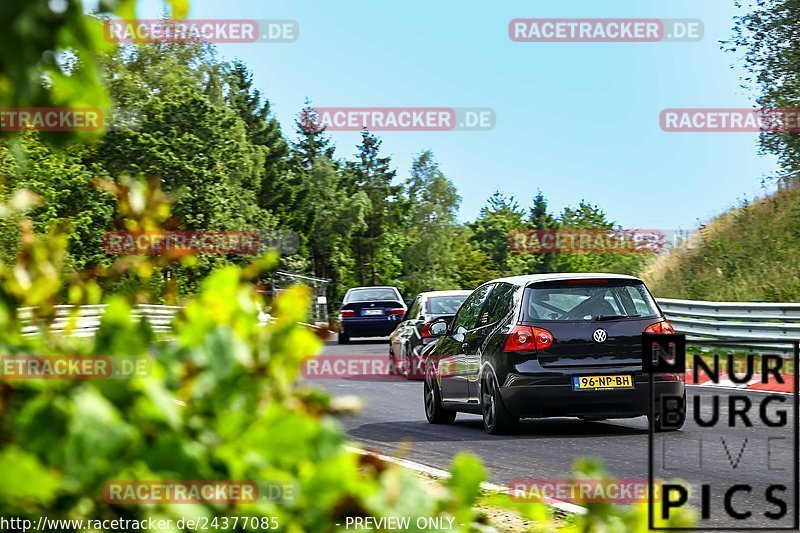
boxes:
[447,452,485,507]
[0,446,61,505]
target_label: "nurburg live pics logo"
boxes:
[644,334,799,530]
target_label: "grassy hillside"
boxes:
[640,182,800,302]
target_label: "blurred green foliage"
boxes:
[0,0,187,144]
[0,2,697,530]
[0,179,694,531]
[0,179,489,531]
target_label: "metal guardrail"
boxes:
[656,298,800,353]
[19,304,184,338]
[18,304,278,338]
[17,302,342,341]
[20,299,800,353]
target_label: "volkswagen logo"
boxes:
[592,328,608,343]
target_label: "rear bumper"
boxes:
[500,371,684,419]
[341,318,399,337]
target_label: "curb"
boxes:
[686,371,795,394]
[345,445,586,517]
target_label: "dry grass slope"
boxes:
[640,182,800,302]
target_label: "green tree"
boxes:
[469,191,541,275]
[553,200,649,274]
[727,0,800,176]
[527,189,559,273]
[400,151,461,294]
[452,228,498,289]
[0,0,188,144]
[292,99,336,170]
[348,131,401,286]
[2,133,116,275]
[225,61,295,225]
[301,157,368,300]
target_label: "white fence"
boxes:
[657,298,800,353]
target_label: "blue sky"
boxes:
[131,0,779,231]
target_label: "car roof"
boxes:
[490,273,642,287]
[419,290,473,297]
[346,286,399,291]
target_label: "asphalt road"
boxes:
[311,336,798,529]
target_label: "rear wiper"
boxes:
[595,314,639,321]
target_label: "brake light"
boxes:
[645,320,675,334]
[533,327,554,350]
[389,308,406,316]
[568,279,608,285]
[340,310,356,318]
[421,321,436,338]
[504,326,554,352]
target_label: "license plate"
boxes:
[572,374,633,391]
[362,309,383,316]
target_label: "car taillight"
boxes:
[504,325,554,352]
[645,320,675,334]
[533,327,554,350]
[389,308,406,316]
[340,310,356,318]
[421,321,436,338]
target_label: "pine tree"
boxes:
[401,151,461,293]
[293,99,335,170]
[528,190,559,273]
[469,191,527,275]
[348,131,400,285]
[224,61,297,225]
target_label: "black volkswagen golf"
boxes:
[422,273,685,434]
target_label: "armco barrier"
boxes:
[18,304,184,337]
[17,299,800,354]
[656,298,800,354]
[18,304,275,338]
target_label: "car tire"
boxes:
[424,363,456,424]
[338,332,350,345]
[482,371,518,435]
[649,391,686,432]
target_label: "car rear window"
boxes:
[427,296,468,315]
[344,288,400,303]
[523,280,659,321]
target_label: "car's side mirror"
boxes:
[429,320,448,337]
